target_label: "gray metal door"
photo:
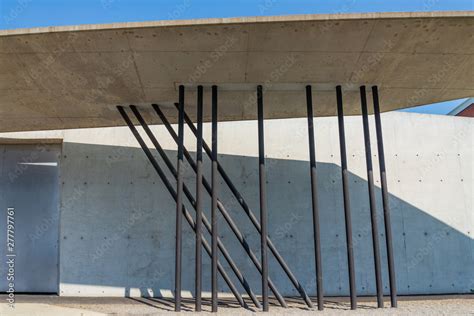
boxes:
[0,143,61,293]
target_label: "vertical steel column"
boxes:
[175,85,185,312]
[257,85,269,312]
[195,85,203,312]
[305,85,323,310]
[336,85,357,310]
[360,86,384,308]
[372,85,397,308]
[211,85,218,313]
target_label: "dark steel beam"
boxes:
[176,103,313,308]
[175,85,185,312]
[117,106,248,309]
[336,85,357,310]
[360,86,384,308]
[305,85,324,310]
[151,104,286,308]
[195,85,203,312]
[211,85,219,313]
[372,85,397,308]
[257,85,269,312]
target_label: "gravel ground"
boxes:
[0,295,472,315]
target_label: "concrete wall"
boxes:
[1,112,472,297]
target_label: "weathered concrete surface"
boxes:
[0,12,473,132]
[0,111,471,298]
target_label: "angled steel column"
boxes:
[117,106,248,309]
[360,86,384,308]
[372,85,397,308]
[175,85,185,312]
[152,104,285,309]
[336,85,357,310]
[257,85,269,312]
[130,105,259,309]
[211,85,218,313]
[195,85,203,312]
[178,104,313,308]
[305,85,323,310]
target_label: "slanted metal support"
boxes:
[117,106,248,309]
[211,85,219,313]
[195,85,203,311]
[257,85,269,312]
[360,86,383,308]
[152,104,287,308]
[305,85,324,310]
[175,85,185,312]
[177,104,313,309]
[336,85,357,310]
[128,105,260,309]
[372,85,397,308]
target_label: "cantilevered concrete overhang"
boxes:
[0,11,472,132]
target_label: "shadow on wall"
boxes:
[56,142,473,297]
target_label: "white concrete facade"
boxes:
[0,111,472,297]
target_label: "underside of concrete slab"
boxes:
[0,11,473,132]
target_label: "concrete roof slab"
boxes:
[0,11,472,132]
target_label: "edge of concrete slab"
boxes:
[1,11,473,37]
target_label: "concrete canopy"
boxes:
[0,11,473,132]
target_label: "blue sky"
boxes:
[1,0,471,114]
